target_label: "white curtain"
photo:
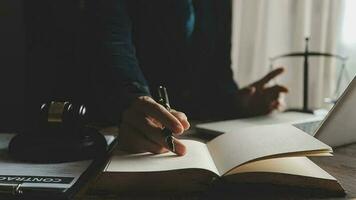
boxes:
[231,0,346,110]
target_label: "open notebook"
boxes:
[95,124,344,194]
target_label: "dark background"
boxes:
[0,1,114,132]
[0,0,25,132]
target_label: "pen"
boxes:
[157,86,176,153]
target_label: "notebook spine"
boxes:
[0,183,23,196]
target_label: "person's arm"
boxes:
[93,0,189,155]
[90,0,150,124]
[209,0,288,118]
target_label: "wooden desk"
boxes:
[85,126,356,200]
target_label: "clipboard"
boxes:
[0,133,117,199]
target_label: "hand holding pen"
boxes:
[118,89,190,156]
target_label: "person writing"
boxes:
[94,0,190,156]
[104,0,288,155]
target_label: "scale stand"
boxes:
[269,37,348,113]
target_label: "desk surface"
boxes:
[85,126,356,200]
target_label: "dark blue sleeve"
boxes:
[108,0,149,91]
[91,0,150,124]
